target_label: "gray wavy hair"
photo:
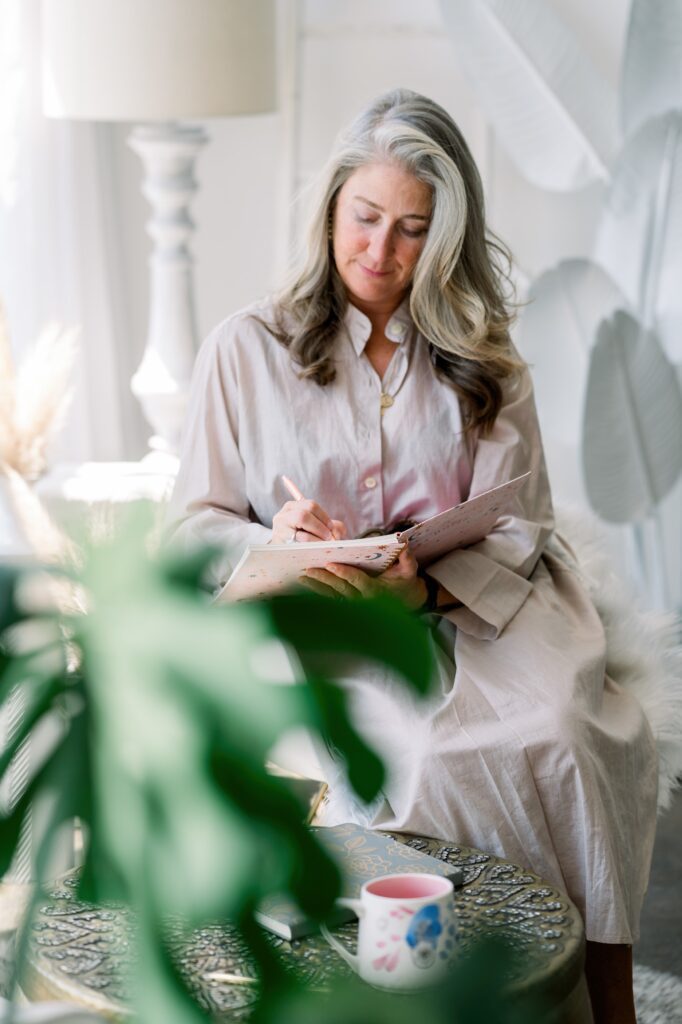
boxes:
[264,88,522,434]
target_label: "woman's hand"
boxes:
[301,547,427,609]
[270,499,347,545]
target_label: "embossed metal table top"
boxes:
[24,834,584,1021]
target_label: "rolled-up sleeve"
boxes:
[427,364,554,640]
[165,320,271,587]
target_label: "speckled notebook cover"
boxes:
[218,473,530,602]
[256,822,463,940]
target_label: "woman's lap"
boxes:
[320,554,659,942]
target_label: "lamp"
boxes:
[41,0,276,454]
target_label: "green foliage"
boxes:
[259,935,547,1024]
[0,514,437,1021]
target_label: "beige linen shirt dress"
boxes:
[167,298,658,944]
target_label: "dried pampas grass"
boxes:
[0,301,78,481]
[1,465,83,620]
[1,464,75,565]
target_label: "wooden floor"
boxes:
[635,786,682,977]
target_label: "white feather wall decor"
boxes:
[595,112,682,366]
[582,310,682,523]
[621,0,682,141]
[438,0,618,190]
[517,258,625,447]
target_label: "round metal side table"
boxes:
[21,833,593,1023]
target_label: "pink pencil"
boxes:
[281,474,304,501]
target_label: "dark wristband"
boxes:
[419,572,440,614]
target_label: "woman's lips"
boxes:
[359,264,392,278]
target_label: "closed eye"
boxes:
[401,225,428,238]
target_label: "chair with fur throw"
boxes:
[552,506,682,814]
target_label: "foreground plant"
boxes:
[0,513,435,1022]
[260,934,547,1024]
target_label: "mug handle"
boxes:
[319,897,364,971]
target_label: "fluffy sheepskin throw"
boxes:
[552,506,682,813]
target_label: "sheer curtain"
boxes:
[0,0,146,464]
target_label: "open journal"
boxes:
[215,471,530,603]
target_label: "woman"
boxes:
[168,89,657,1022]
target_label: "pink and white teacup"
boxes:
[320,872,458,991]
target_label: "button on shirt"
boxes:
[168,295,553,639]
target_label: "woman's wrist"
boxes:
[418,572,463,615]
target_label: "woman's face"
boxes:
[332,161,432,317]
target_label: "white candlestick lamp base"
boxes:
[129,123,207,454]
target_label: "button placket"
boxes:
[356,369,384,528]
[346,304,412,530]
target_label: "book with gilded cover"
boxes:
[256,822,463,940]
[266,765,328,825]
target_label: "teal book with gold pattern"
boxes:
[256,823,463,940]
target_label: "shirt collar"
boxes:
[343,297,414,356]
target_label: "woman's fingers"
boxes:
[330,518,348,540]
[298,503,349,541]
[297,575,340,599]
[303,557,424,610]
[296,503,337,540]
[272,499,344,543]
[304,566,368,599]
[382,547,419,579]
[319,564,376,597]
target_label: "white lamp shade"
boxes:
[42,0,277,121]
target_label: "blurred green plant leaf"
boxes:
[267,591,433,695]
[259,933,546,1024]
[0,512,436,1022]
[0,565,22,634]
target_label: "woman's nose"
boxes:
[367,227,393,263]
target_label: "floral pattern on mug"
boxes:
[405,904,442,968]
[372,949,401,972]
[372,905,415,971]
